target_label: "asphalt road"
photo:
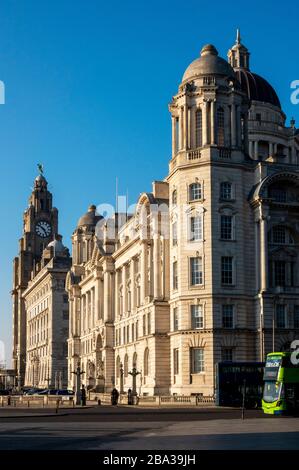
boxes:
[0,406,298,450]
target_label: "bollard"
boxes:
[55,399,59,414]
[27,399,30,408]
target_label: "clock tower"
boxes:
[12,170,58,387]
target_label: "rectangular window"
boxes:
[131,324,135,342]
[217,108,225,147]
[191,348,204,373]
[276,304,286,328]
[274,261,286,286]
[173,261,178,290]
[221,256,233,285]
[191,305,204,329]
[147,313,151,335]
[189,183,202,201]
[190,216,203,241]
[220,182,232,200]
[174,349,179,375]
[195,109,202,148]
[221,347,233,361]
[172,222,178,246]
[220,215,233,240]
[222,304,234,328]
[173,307,179,331]
[294,306,299,328]
[272,226,286,244]
[190,257,203,286]
[143,314,146,336]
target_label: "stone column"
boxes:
[179,107,184,150]
[254,141,259,159]
[184,103,189,149]
[171,116,176,157]
[122,265,127,314]
[243,113,249,153]
[202,101,208,146]
[259,208,268,292]
[231,104,237,147]
[115,270,119,319]
[140,241,148,303]
[152,212,161,299]
[249,141,253,158]
[269,142,274,157]
[130,259,135,311]
[211,100,216,145]
[104,268,111,322]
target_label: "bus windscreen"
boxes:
[263,356,282,380]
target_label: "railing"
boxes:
[218,148,231,159]
[187,149,201,161]
[88,393,215,406]
[0,395,75,408]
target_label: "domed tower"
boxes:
[72,205,103,265]
[228,30,298,163]
[167,43,255,396]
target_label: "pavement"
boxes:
[0,405,298,450]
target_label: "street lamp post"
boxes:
[129,367,140,397]
[72,362,85,405]
[119,363,124,394]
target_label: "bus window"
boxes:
[263,382,282,403]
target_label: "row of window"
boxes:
[173,304,235,330]
[115,312,151,346]
[275,304,299,329]
[172,214,235,245]
[175,107,226,153]
[172,304,299,332]
[173,256,235,289]
[172,181,233,205]
[173,346,234,375]
[116,349,150,378]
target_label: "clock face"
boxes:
[35,220,52,238]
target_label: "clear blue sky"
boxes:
[0,0,298,366]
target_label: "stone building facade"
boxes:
[24,238,71,388]
[64,32,298,396]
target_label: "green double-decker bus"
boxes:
[262,351,299,415]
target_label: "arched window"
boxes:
[217,107,225,147]
[144,348,149,376]
[172,189,177,206]
[124,354,128,377]
[195,109,202,148]
[116,356,120,379]
[189,182,202,201]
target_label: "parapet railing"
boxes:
[0,395,75,408]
